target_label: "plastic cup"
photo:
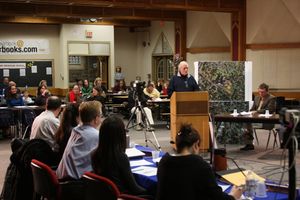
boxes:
[255,181,267,198]
[265,110,270,115]
[233,109,237,114]
[151,150,160,160]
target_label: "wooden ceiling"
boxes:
[0,0,244,27]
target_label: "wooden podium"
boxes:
[170,91,209,150]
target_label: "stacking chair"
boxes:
[31,159,61,200]
[31,159,84,200]
[82,172,146,200]
[22,108,36,138]
[0,109,16,137]
[253,126,279,150]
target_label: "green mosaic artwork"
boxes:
[196,61,249,144]
[197,61,245,101]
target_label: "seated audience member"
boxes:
[76,79,83,92]
[38,79,47,87]
[91,116,146,195]
[55,103,80,160]
[81,79,92,98]
[5,85,24,107]
[87,86,106,116]
[156,124,242,200]
[113,80,127,93]
[30,96,62,152]
[156,79,163,93]
[35,85,51,106]
[56,101,102,179]
[22,90,34,105]
[128,81,154,131]
[0,77,9,96]
[240,83,276,151]
[67,84,82,103]
[4,81,20,97]
[143,83,160,100]
[94,77,108,94]
[161,81,169,95]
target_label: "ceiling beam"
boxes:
[0,0,244,12]
[0,2,185,21]
[0,16,151,27]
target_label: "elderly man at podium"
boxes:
[167,61,199,98]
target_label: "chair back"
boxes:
[31,159,60,200]
[0,109,15,127]
[83,172,120,200]
[22,108,36,127]
[22,108,36,139]
[276,96,285,113]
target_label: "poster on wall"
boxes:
[194,61,252,101]
[0,39,49,55]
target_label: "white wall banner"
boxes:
[0,63,26,68]
[0,39,49,55]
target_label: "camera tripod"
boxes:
[126,99,161,151]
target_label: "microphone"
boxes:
[213,148,246,178]
[225,156,247,178]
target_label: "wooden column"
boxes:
[231,2,246,61]
[175,13,186,61]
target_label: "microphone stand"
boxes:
[287,114,298,200]
[226,156,247,178]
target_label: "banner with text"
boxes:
[0,39,49,55]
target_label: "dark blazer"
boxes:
[250,93,276,130]
[250,93,276,114]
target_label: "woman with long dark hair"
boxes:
[55,103,80,159]
[87,86,106,116]
[35,85,50,106]
[5,85,24,107]
[156,124,243,200]
[91,116,146,195]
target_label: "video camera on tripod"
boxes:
[132,81,146,102]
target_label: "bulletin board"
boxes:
[0,60,53,87]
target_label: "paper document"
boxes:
[240,111,252,116]
[222,170,265,186]
[258,114,272,117]
[130,159,153,167]
[126,148,145,158]
[152,157,161,163]
[218,184,230,192]
[132,166,157,177]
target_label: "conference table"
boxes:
[0,105,45,137]
[214,113,280,124]
[0,105,64,138]
[132,145,293,199]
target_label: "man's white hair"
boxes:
[178,61,189,70]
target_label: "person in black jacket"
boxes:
[35,85,51,106]
[167,61,199,98]
[156,124,243,200]
[91,116,147,196]
[87,86,106,116]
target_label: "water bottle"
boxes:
[244,170,257,200]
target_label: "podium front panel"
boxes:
[170,115,209,150]
[176,101,208,115]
